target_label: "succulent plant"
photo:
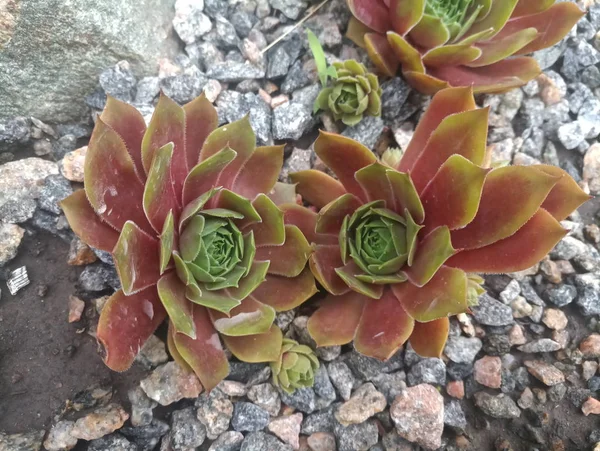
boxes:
[346,0,585,94]
[288,87,589,360]
[308,29,382,126]
[271,338,319,394]
[61,93,317,389]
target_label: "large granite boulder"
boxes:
[0,0,178,123]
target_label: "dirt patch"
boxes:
[0,231,145,434]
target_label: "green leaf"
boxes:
[307,28,335,87]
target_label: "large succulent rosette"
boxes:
[346,0,585,94]
[61,94,316,389]
[289,87,589,359]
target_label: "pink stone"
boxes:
[474,356,502,389]
[447,380,464,399]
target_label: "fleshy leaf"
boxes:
[347,0,392,33]
[243,194,285,246]
[335,261,384,299]
[167,321,194,373]
[290,170,347,210]
[160,210,175,274]
[409,14,451,49]
[405,226,455,287]
[157,272,196,338]
[316,194,363,236]
[451,166,559,250]
[310,244,351,295]
[183,93,219,169]
[268,182,298,206]
[113,221,161,295]
[251,267,318,312]
[513,0,554,16]
[399,87,475,172]
[97,287,166,372]
[234,145,284,200]
[307,291,367,347]
[60,190,119,252]
[173,304,229,390]
[255,225,311,277]
[386,170,425,223]
[200,116,255,191]
[84,118,152,234]
[314,131,377,201]
[182,147,236,207]
[463,0,519,40]
[355,162,395,207]
[503,2,585,55]
[223,325,283,363]
[210,298,275,336]
[354,289,414,360]
[179,188,220,233]
[141,94,187,197]
[410,108,488,193]
[447,209,568,273]
[533,165,590,221]
[387,32,425,73]
[420,154,490,231]
[402,71,451,95]
[393,266,468,322]
[143,143,180,232]
[468,28,538,68]
[282,204,338,246]
[364,33,400,77]
[409,318,450,358]
[422,44,482,67]
[217,189,262,229]
[100,96,147,181]
[390,0,424,36]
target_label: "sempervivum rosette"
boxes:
[61,94,316,389]
[288,87,589,359]
[346,0,584,94]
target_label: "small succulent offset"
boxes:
[61,93,317,390]
[271,338,320,394]
[346,0,585,94]
[308,29,382,126]
[289,87,589,360]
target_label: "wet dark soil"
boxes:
[0,231,145,434]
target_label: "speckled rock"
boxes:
[196,387,234,439]
[0,223,24,266]
[474,392,520,419]
[232,402,270,432]
[444,336,483,363]
[60,146,86,182]
[240,431,293,451]
[140,362,202,406]
[208,431,244,451]
[335,383,387,426]
[390,384,444,450]
[524,360,565,386]
[247,383,281,416]
[0,431,45,451]
[71,404,130,440]
[43,420,78,451]
[267,413,302,449]
[474,356,502,389]
[170,407,206,449]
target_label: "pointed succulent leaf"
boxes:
[223,325,283,363]
[113,221,161,295]
[335,261,384,299]
[173,304,229,390]
[233,145,284,200]
[513,0,554,16]
[314,131,377,201]
[179,188,220,232]
[409,318,450,358]
[410,108,488,193]
[255,225,311,277]
[422,44,482,67]
[157,272,196,338]
[468,28,538,67]
[60,190,119,252]
[354,289,414,360]
[210,297,276,336]
[243,194,285,246]
[405,226,455,287]
[387,32,425,73]
[307,291,367,347]
[100,96,147,181]
[160,210,175,274]
[182,147,236,206]
[167,321,194,373]
[448,209,568,273]
[316,194,363,236]
[386,170,425,223]
[390,0,425,35]
[451,166,559,250]
[409,14,451,49]
[271,338,319,394]
[183,93,219,169]
[400,87,475,172]
[199,116,255,191]
[502,2,585,55]
[355,162,395,206]
[143,142,180,232]
[141,94,187,197]
[420,154,490,231]
[392,265,468,322]
[402,71,451,95]
[347,0,392,33]
[463,0,519,40]
[216,189,262,228]
[290,170,347,210]
[84,118,153,234]
[251,267,318,312]
[281,204,322,245]
[97,287,166,372]
[179,215,205,262]
[310,244,351,295]
[364,33,400,77]
[533,165,590,221]
[268,182,299,206]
